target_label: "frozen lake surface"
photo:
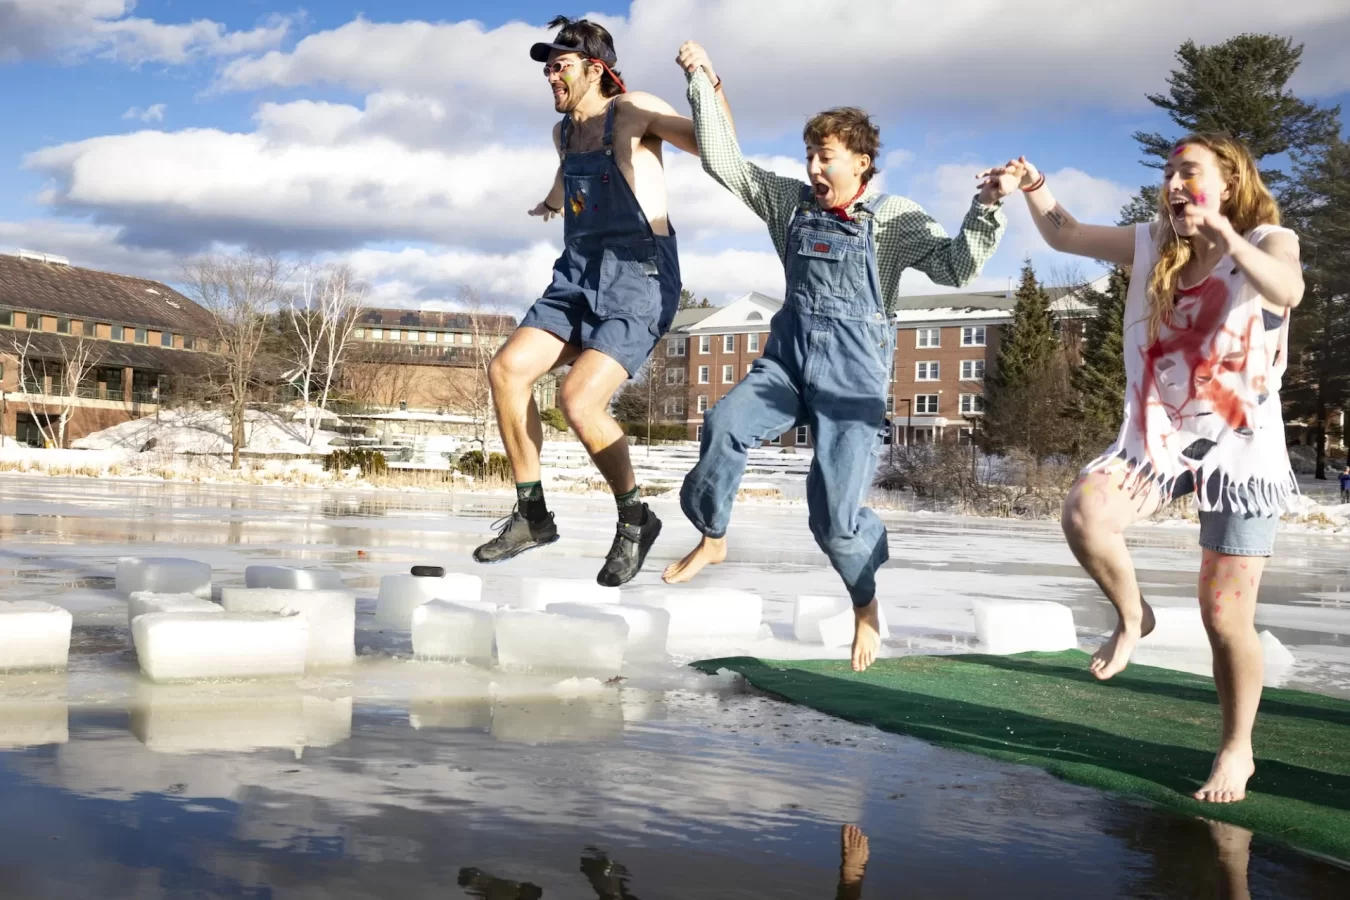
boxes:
[0,475,1348,897]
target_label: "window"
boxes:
[749,333,760,352]
[407,331,420,342]
[723,334,735,353]
[56,317,71,334]
[161,332,174,348]
[0,309,11,327]
[82,320,96,337]
[698,366,710,384]
[722,364,734,384]
[958,427,974,446]
[915,394,939,414]
[664,398,685,416]
[962,326,987,347]
[134,327,148,344]
[371,328,383,339]
[388,330,401,341]
[885,395,894,415]
[354,328,365,339]
[748,311,763,321]
[696,424,704,441]
[697,395,708,413]
[769,433,782,446]
[960,393,986,415]
[699,335,711,354]
[183,336,195,351]
[960,359,986,381]
[746,363,753,375]
[795,425,809,445]
[916,327,940,348]
[441,333,453,343]
[667,337,687,357]
[424,332,437,343]
[461,333,473,345]
[916,361,940,381]
[112,325,125,342]
[666,367,685,385]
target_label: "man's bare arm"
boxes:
[530,122,564,221]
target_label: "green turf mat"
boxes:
[692,651,1350,863]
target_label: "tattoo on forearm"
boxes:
[1046,208,1067,230]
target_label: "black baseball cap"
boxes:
[530,38,616,66]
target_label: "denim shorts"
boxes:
[1197,511,1278,557]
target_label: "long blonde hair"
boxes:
[1146,133,1280,340]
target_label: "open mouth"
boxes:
[813,183,830,198]
[1169,199,1187,217]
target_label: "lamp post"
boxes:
[892,397,912,466]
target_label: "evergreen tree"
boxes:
[678,289,713,310]
[1284,136,1350,479]
[1064,267,1128,450]
[1118,189,1158,226]
[1133,34,1340,189]
[985,260,1065,457]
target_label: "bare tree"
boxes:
[5,330,103,448]
[339,355,419,411]
[436,287,513,447]
[286,263,367,445]
[182,253,288,470]
[612,346,687,448]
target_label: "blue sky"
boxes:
[1,0,1348,309]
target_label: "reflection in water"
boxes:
[837,825,870,900]
[130,681,352,756]
[490,696,625,746]
[459,867,545,899]
[0,674,68,749]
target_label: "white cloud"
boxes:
[0,218,183,283]
[0,0,290,66]
[212,1,1350,135]
[122,102,165,123]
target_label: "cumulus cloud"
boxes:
[122,103,165,123]
[0,218,183,283]
[0,0,290,65]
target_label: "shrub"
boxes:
[621,422,689,444]
[540,407,568,432]
[457,450,511,480]
[324,448,388,476]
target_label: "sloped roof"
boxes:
[0,330,210,374]
[354,308,516,331]
[670,307,719,329]
[0,253,214,336]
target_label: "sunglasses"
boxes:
[542,59,589,77]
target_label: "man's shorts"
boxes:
[1197,511,1278,558]
[521,234,680,377]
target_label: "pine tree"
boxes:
[678,289,713,310]
[1133,34,1340,189]
[985,260,1064,457]
[1064,267,1128,450]
[1284,136,1350,479]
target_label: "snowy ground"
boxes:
[2,476,1349,896]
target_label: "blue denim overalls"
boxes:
[680,186,894,607]
[519,100,681,376]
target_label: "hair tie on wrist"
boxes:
[1021,173,1046,193]
[545,202,562,214]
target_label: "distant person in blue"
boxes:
[1340,465,1350,504]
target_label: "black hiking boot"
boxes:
[596,504,662,587]
[473,505,559,564]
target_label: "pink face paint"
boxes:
[1184,177,1206,206]
[1172,144,1188,157]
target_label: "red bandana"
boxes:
[827,183,868,221]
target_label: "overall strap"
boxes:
[855,191,886,220]
[602,100,617,151]
[559,115,572,155]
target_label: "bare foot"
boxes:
[852,600,882,673]
[839,824,870,884]
[1090,597,1155,681]
[662,535,726,584]
[1194,747,1255,803]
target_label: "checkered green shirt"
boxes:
[687,70,1006,313]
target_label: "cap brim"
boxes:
[530,41,579,62]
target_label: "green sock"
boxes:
[516,481,543,503]
[616,486,644,525]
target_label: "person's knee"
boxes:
[558,376,602,426]
[1061,486,1108,546]
[488,348,528,395]
[1202,606,1256,647]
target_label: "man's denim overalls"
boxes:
[519,100,680,376]
[680,187,894,607]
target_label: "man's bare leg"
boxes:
[489,327,579,483]
[557,349,636,492]
[1195,550,1265,803]
[1207,820,1253,899]
[662,535,726,583]
[851,599,882,673]
[1061,469,1164,680]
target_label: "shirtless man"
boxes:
[664,42,1013,671]
[475,17,729,587]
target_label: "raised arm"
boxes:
[891,198,1007,289]
[677,41,800,227]
[624,91,699,156]
[1204,216,1304,309]
[984,157,1135,267]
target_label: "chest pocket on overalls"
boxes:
[790,229,864,302]
[596,238,659,318]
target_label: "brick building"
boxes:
[654,285,1097,445]
[0,250,214,446]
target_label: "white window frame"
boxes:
[461,333,473,345]
[371,328,383,340]
[407,330,420,342]
[667,337,687,357]
[916,327,940,348]
[915,394,939,414]
[916,361,940,381]
[746,363,753,375]
[666,367,685,385]
[958,426,974,446]
[697,395,708,413]
[749,333,760,352]
[769,433,782,446]
[961,325,987,347]
[354,328,365,339]
[960,359,985,381]
[723,334,735,353]
[722,364,734,384]
[960,393,986,415]
[795,425,809,445]
[664,398,685,416]
[388,329,401,341]
[699,335,711,354]
[424,332,437,343]
[885,395,894,415]
[698,366,710,384]
[696,424,704,440]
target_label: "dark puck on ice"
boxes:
[410,565,445,577]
